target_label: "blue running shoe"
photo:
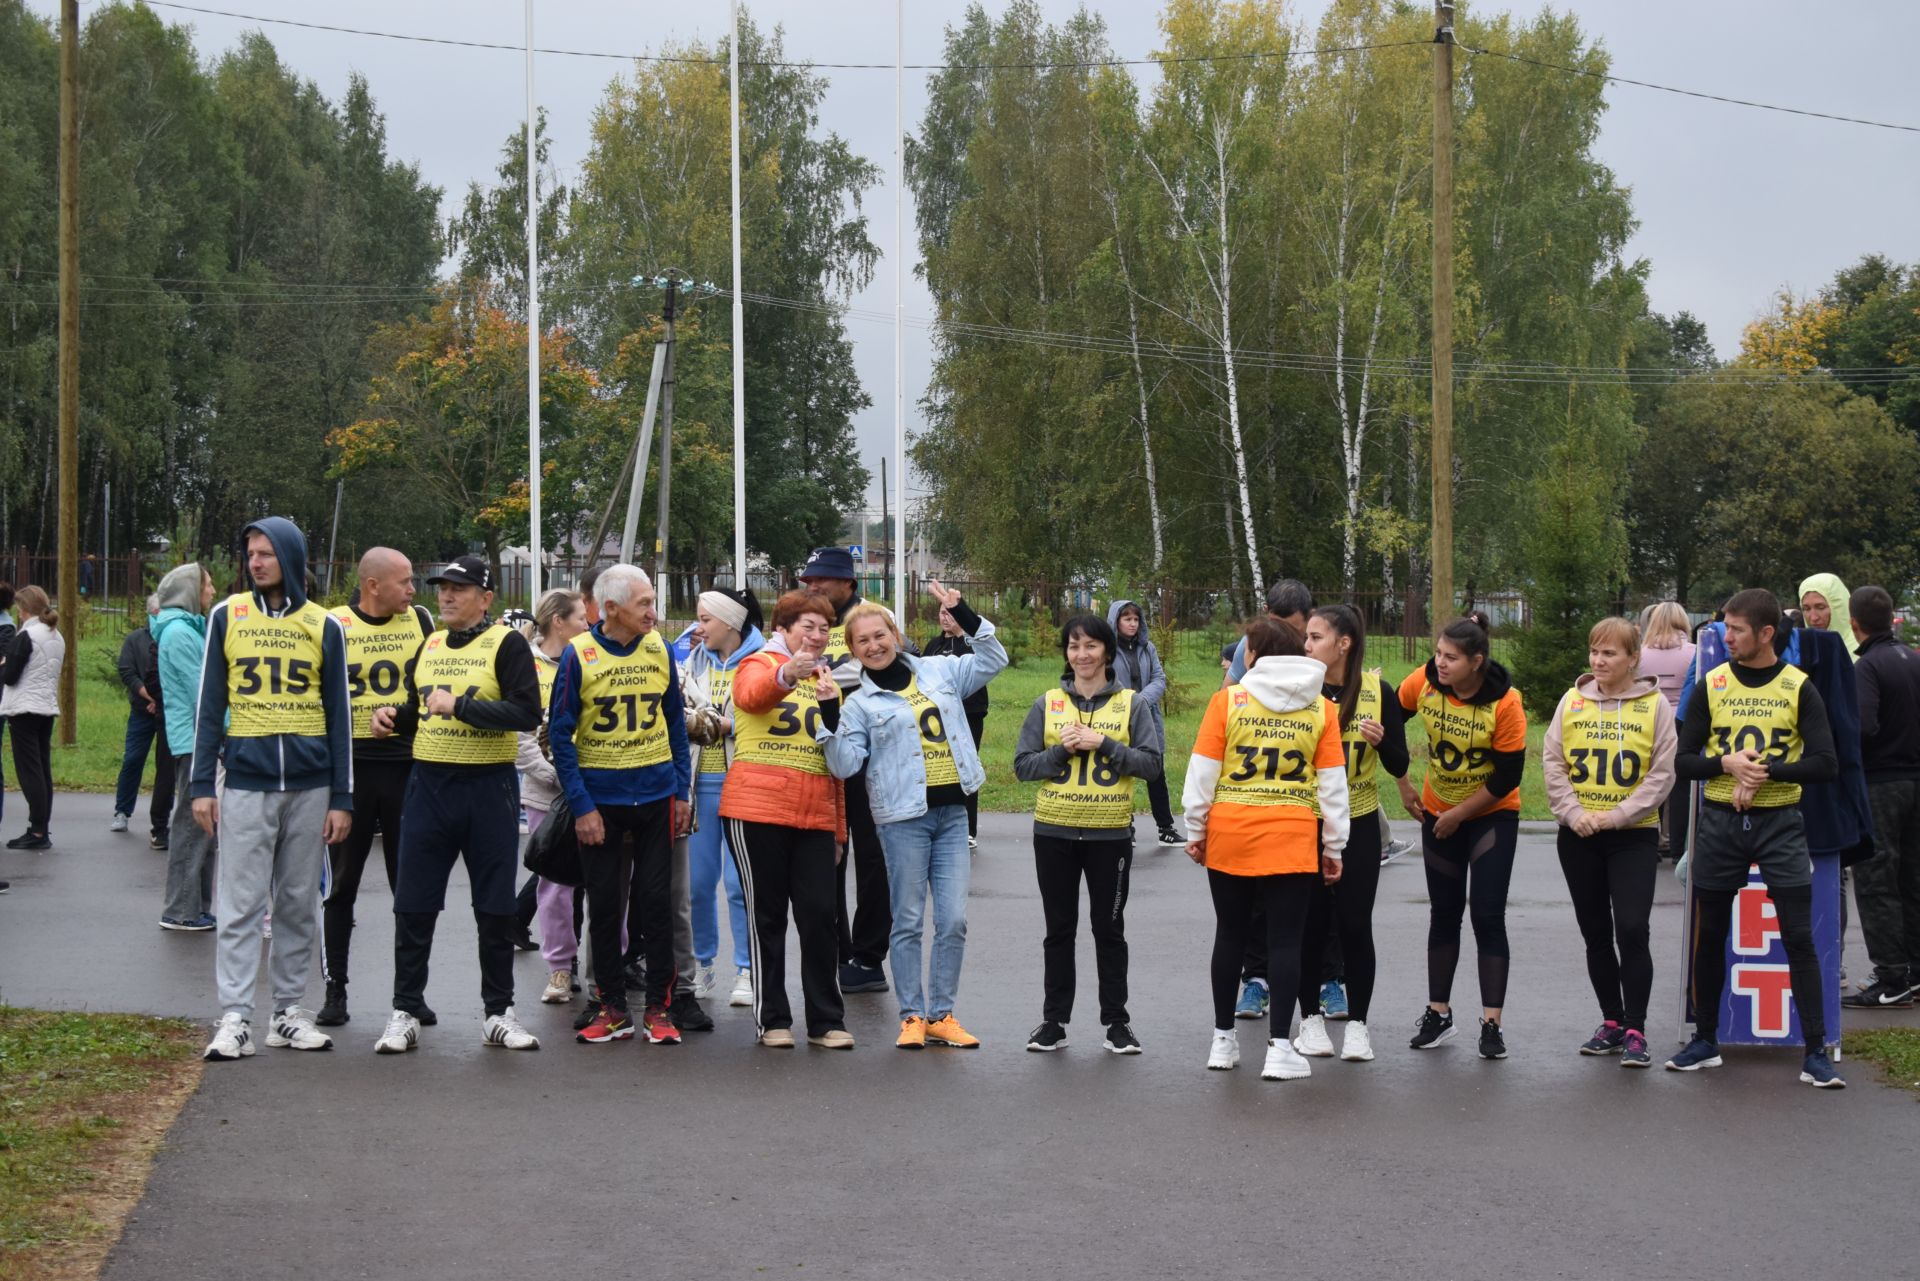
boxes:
[1320,980,1349,1021]
[1799,1050,1846,1089]
[1234,979,1270,1021]
[1664,1037,1723,1071]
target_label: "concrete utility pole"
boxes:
[57,0,79,745]
[1429,0,1456,632]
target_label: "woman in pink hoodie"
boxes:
[1542,617,1677,1069]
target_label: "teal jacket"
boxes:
[152,606,207,758]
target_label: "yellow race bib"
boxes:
[1035,688,1134,829]
[1416,687,1499,806]
[1340,671,1384,818]
[1560,689,1661,828]
[698,666,735,775]
[413,624,516,765]
[533,649,557,711]
[567,630,674,771]
[331,605,429,739]
[903,676,958,788]
[822,622,849,666]
[224,594,330,738]
[1702,662,1806,808]
[1215,686,1323,810]
[732,658,828,776]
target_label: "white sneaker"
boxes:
[374,1009,420,1055]
[109,812,129,833]
[541,969,572,1004]
[693,964,719,1000]
[1295,1013,1335,1057]
[1341,1020,1375,1062]
[1261,1037,1312,1080]
[482,1006,540,1050]
[265,1006,334,1051]
[1207,1029,1240,1071]
[730,968,754,1008]
[203,1012,255,1061]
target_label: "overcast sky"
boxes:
[37,0,1920,510]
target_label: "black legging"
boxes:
[324,757,411,990]
[1209,867,1315,1038]
[1689,882,1826,1048]
[10,712,54,834]
[963,712,986,838]
[1298,810,1382,1023]
[1556,825,1658,1030]
[1423,809,1519,1009]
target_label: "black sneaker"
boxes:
[839,961,889,994]
[1156,826,1183,848]
[150,833,170,851]
[1478,1017,1507,1060]
[1102,1023,1142,1055]
[509,924,538,952]
[1409,1007,1455,1050]
[1579,1021,1625,1055]
[673,994,714,1032]
[1841,976,1916,1008]
[10,832,50,851]
[1027,1021,1068,1052]
[574,987,605,1032]
[417,1003,438,1027]
[315,984,349,1027]
[0,880,9,893]
[569,956,582,993]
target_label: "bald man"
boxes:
[317,548,435,1028]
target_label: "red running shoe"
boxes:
[642,1005,681,1045]
[576,1005,634,1044]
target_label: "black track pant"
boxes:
[1556,825,1658,1030]
[1034,834,1132,1026]
[1689,883,1826,1048]
[730,819,845,1037]
[1209,868,1315,1038]
[836,773,891,966]
[963,713,986,839]
[323,757,410,990]
[1299,810,1383,1022]
[583,800,674,1013]
[1423,809,1519,1009]
[10,712,53,833]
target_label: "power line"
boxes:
[138,2,1426,71]
[1459,44,1920,134]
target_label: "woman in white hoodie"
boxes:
[1183,618,1350,1081]
[1542,617,1677,1069]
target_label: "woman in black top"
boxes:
[923,601,990,848]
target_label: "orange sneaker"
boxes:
[925,1014,980,1048]
[896,1016,928,1049]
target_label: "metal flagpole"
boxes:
[525,0,543,606]
[892,0,906,612]
[730,0,748,591]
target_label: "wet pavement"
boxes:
[2,790,1915,1280]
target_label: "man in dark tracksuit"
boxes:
[800,545,892,993]
[317,547,434,1028]
[369,555,542,1054]
[1669,588,1843,1087]
[1844,585,1920,1008]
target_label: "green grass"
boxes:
[1845,1028,1920,1098]
[0,1007,201,1276]
[973,646,1553,820]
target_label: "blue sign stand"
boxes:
[1677,624,1843,1058]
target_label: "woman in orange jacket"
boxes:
[1182,618,1350,1082]
[721,590,852,1049]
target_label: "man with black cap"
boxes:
[369,555,544,1054]
[799,545,891,993]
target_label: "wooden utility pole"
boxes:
[1429,0,1455,633]
[57,0,79,745]
[652,276,678,598]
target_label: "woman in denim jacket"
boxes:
[823,583,1007,1050]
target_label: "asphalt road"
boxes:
[2,791,1915,1280]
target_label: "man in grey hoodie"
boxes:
[191,518,353,1062]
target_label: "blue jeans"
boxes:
[689,781,751,970]
[115,703,161,816]
[878,804,971,1021]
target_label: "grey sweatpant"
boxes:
[162,756,216,922]
[215,786,329,1019]
[672,832,695,996]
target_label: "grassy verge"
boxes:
[1845,1028,1920,1097]
[0,1008,203,1281]
[974,647,1554,820]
